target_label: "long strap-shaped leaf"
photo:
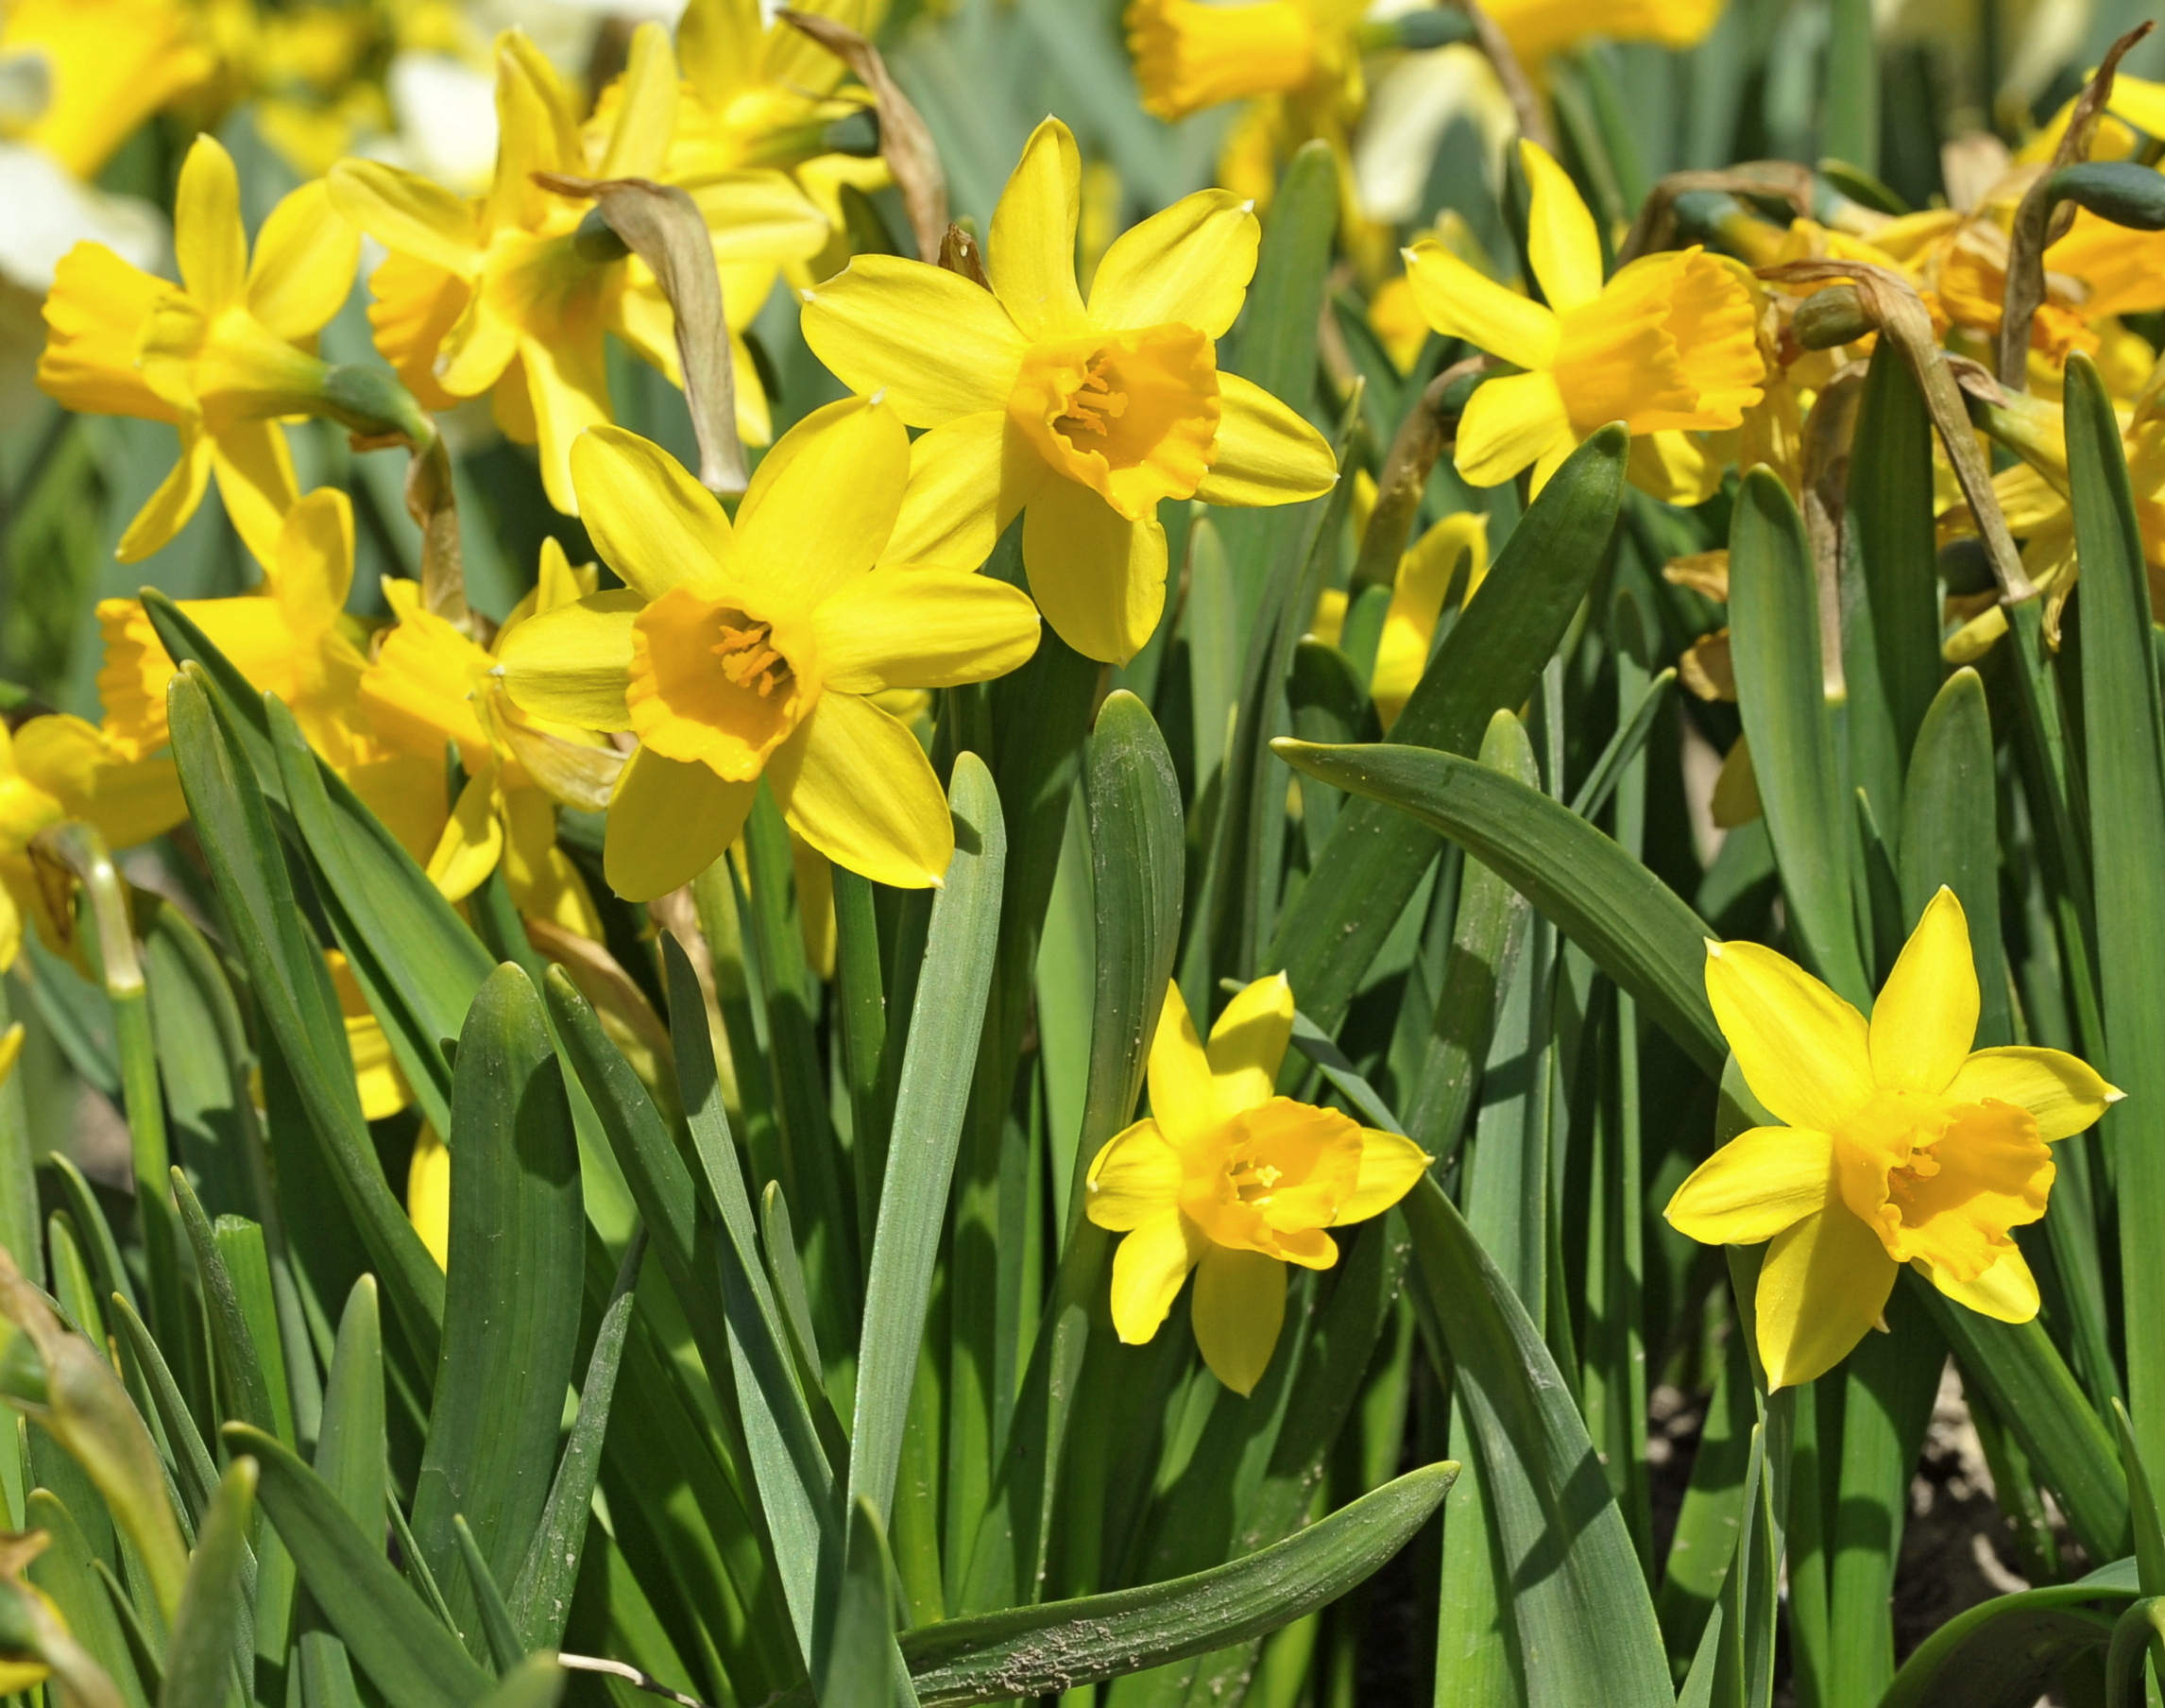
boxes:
[159,1459,256,1708]
[229,1424,492,1708]
[1878,1557,2135,1708]
[1270,739,1725,1073]
[1402,1178,1673,1707]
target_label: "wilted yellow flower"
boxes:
[1085,976,1430,1395]
[0,715,185,972]
[803,117,1338,664]
[496,401,1043,900]
[1371,512,1486,728]
[1665,889,2117,1389]
[0,0,213,179]
[359,540,611,940]
[330,24,827,514]
[1406,140,1763,492]
[37,133,358,564]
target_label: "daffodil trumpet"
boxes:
[496,398,1044,901]
[1084,976,1431,1395]
[1665,888,2119,1390]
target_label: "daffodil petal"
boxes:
[1086,188,1257,338]
[247,179,361,343]
[814,569,1042,694]
[781,692,953,888]
[736,396,910,608]
[1192,1242,1286,1396]
[604,743,754,901]
[988,117,1091,339]
[1665,1125,1835,1244]
[0,885,18,978]
[1148,982,1219,1151]
[211,418,302,570]
[427,773,504,904]
[1942,1046,2122,1140]
[175,135,247,311]
[802,256,1026,426]
[1021,476,1167,666]
[271,488,356,631]
[329,160,478,278]
[1705,939,1875,1134]
[1085,1119,1183,1230]
[1194,373,1338,507]
[1403,235,1560,370]
[886,411,1043,571]
[1918,1247,2039,1323]
[1336,1130,1433,1223]
[408,1125,451,1269]
[520,327,613,517]
[1519,140,1604,316]
[1109,1210,1206,1344]
[1868,886,1979,1095]
[1754,1206,1897,1390]
[117,425,213,564]
[1453,370,1573,489]
[1207,971,1293,1110]
[497,590,644,730]
[571,426,734,603]
[596,22,678,180]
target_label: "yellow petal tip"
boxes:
[1704,938,1725,958]
[2106,1085,2129,1104]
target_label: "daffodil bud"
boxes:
[1793,283,1872,350]
[2047,160,2165,232]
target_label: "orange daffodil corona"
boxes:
[1085,976,1430,1395]
[802,117,1339,665]
[37,131,359,564]
[497,400,1043,901]
[1666,889,2118,1390]
[1406,140,1764,494]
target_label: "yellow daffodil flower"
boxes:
[409,1123,450,1267]
[496,400,1044,900]
[802,118,1338,664]
[1665,888,2118,1389]
[1084,975,1431,1395]
[1125,0,1363,126]
[1405,140,1763,493]
[1483,0,1726,65]
[37,133,358,565]
[0,714,186,972]
[359,539,611,940]
[0,0,213,180]
[1371,512,1486,729]
[329,24,827,514]
[329,950,414,1122]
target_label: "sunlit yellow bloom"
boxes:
[1371,512,1486,729]
[0,714,185,973]
[497,401,1044,899]
[0,0,214,179]
[1665,888,2118,1389]
[1085,976,1430,1395]
[359,539,610,940]
[408,1123,449,1266]
[37,133,357,564]
[1125,0,1362,125]
[1406,141,1761,493]
[803,118,1338,664]
[330,950,414,1121]
[1484,0,1726,64]
[330,25,827,513]
[98,488,372,765]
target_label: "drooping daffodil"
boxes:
[495,399,1044,900]
[1405,139,1763,494]
[37,132,359,563]
[1665,888,2119,1390]
[802,116,1339,665]
[329,23,828,513]
[1084,975,1431,1395]
[359,538,612,940]
[0,714,186,972]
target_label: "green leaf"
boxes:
[1402,1178,1672,1706]
[1227,139,1336,418]
[1270,740,1724,1073]
[27,1490,151,1708]
[852,752,1005,1534]
[315,1276,386,1530]
[1878,1558,2135,1708]
[451,1516,524,1673]
[896,1463,1454,1708]
[1898,669,2008,1035]
[227,1424,492,1708]
[171,1173,281,1442]
[164,667,443,1366]
[2065,350,2165,1477]
[158,1458,254,1708]
[813,1498,912,1708]
[1656,1326,1756,1669]
[413,966,586,1649]
[107,1297,217,1531]
[1727,468,1868,1005]
[2114,1399,2165,1595]
[469,1655,562,1708]
[1268,425,1627,1030]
